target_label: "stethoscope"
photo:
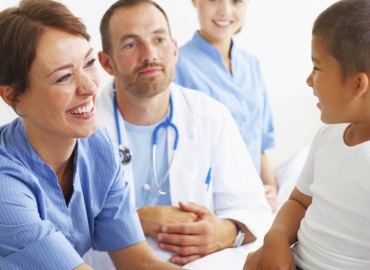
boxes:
[113,90,179,195]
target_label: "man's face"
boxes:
[106,3,178,98]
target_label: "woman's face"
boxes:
[193,0,248,44]
[17,28,100,142]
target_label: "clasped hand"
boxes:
[138,201,235,265]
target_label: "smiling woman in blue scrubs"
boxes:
[0,1,185,269]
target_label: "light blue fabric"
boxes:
[125,119,171,207]
[0,118,145,270]
[174,31,275,173]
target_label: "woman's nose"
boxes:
[77,75,98,96]
[217,0,232,16]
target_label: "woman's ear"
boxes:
[0,85,15,107]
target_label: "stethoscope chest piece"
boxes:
[119,146,132,165]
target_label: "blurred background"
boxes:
[0,0,338,165]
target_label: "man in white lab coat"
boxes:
[83,0,272,269]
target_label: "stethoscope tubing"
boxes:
[113,90,179,194]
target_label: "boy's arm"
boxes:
[267,187,312,245]
[243,187,312,270]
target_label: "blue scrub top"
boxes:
[175,31,275,173]
[0,118,144,270]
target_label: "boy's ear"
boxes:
[353,72,369,98]
[0,85,15,107]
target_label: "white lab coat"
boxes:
[84,82,272,269]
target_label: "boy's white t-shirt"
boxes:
[293,124,370,270]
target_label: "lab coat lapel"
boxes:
[168,84,200,203]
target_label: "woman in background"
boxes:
[174,0,279,211]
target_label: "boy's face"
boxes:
[306,36,357,124]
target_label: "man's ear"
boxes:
[0,85,15,107]
[172,39,179,63]
[353,72,369,98]
[98,51,116,76]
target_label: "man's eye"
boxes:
[124,42,136,49]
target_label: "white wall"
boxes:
[0,0,337,164]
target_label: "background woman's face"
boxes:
[193,0,248,43]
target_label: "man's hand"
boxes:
[137,205,197,238]
[156,202,237,265]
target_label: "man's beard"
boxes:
[120,62,174,98]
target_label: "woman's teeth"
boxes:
[70,101,93,115]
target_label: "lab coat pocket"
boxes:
[179,168,213,210]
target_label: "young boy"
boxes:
[243,0,370,269]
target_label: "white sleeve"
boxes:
[212,106,273,239]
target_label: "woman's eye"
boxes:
[85,58,97,68]
[56,74,72,84]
